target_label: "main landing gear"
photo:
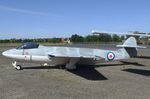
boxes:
[12,61,22,70]
[65,58,79,70]
[12,59,79,70]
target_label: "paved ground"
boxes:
[0,44,150,99]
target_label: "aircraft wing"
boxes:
[48,53,104,60]
[47,48,105,60]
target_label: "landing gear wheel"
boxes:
[12,61,22,70]
[15,65,22,70]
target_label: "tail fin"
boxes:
[117,37,146,57]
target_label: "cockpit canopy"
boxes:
[16,42,39,49]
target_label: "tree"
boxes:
[70,34,84,42]
[112,34,121,42]
[96,33,111,42]
[85,35,99,42]
[121,35,125,40]
[51,38,61,43]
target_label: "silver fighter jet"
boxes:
[2,37,145,70]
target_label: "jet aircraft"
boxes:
[2,37,145,70]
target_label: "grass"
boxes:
[0,43,70,47]
[0,43,21,47]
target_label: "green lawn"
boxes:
[0,43,69,47]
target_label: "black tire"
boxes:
[16,65,22,70]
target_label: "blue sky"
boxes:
[0,0,150,39]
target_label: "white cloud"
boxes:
[0,5,48,15]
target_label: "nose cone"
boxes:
[2,49,13,58]
[2,51,8,57]
[2,49,18,59]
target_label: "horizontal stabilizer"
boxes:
[116,37,146,48]
[116,45,146,48]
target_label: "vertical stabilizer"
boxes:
[117,37,146,58]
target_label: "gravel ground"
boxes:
[0,44,150,99]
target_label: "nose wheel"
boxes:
[15,65,22,70]
[12,61,22,70]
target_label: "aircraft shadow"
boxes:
[94,61,145,68]
[22,65,108,81]
[23,66,61,70]
[119,61,145,67]
[69,66,108,81]
[22,60,145,80]
[123,68,150,76]
[136,56,150,59]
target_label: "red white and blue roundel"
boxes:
[107,52,115,61]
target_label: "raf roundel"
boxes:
[107,52,115,61]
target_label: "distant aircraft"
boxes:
[2,37,146,70]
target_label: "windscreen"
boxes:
[16,42,39,49]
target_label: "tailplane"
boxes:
[117,37,146,57]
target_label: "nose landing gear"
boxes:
[12,61,22,70]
